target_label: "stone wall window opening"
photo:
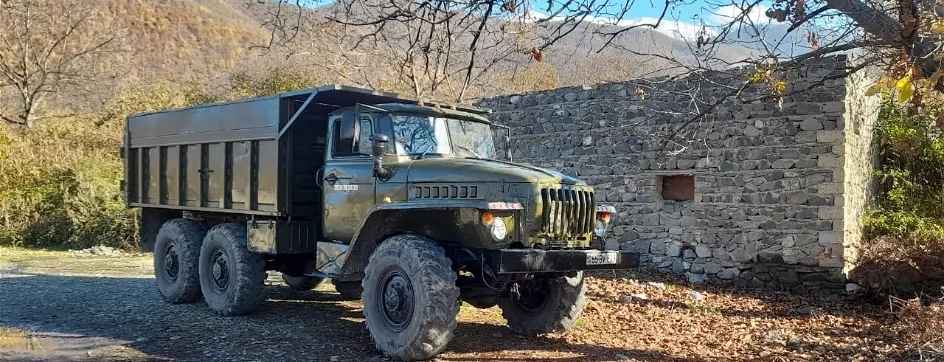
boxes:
[658,174,695,201]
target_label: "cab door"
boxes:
[322,113,375,243]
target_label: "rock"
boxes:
[665,242,682,257]
[331,357,341,362]
[797,102,824,115]
[646,282,667,290]
[845,283,861,293]
[695,244,712,258]
[582,135,593,146]
[786,191,809,205]
[170,336,181,340]
[799,118,823,130]
[704,262,723,275]
[688,290,706,302]
[509,95,521,104]
[687,272,708,284]
[743,126,761,137]
[649,241,667,255]
[717,267,741,280]
[819,231,842,246]
[787,335,803,346]
[683,249,697,259]
[764,330,785,345]
[615,354,631,360]
[771,160,794,169]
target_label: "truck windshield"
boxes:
[390,115,496,159]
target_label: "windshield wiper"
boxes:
[454,144,486,159]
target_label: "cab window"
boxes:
[332,117,357,157]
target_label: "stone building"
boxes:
[476,55,880,294]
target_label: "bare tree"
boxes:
[0,0,122,128]
[234,0,944,159]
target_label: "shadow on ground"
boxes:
[0,273,702,362]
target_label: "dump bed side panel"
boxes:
[124,97,283,216]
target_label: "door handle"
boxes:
[324,173,339,183]
[324,173,353,184]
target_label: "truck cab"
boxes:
[123,85,639,361]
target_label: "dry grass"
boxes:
[894,297,944,360]
[0,327,46,352]
[848,236,944,297]
[0,246,151,277]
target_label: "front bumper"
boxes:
[492,248,640,274]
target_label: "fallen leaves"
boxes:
[487,271,935,362]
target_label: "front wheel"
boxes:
[362,234,460,361]
[498,271,587,336]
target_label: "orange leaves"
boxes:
[530,47,542,62]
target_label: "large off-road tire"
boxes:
[153,218,206,304]
[281,274,325,291]
[362,234,460,361]
[498,271,587,336]
[332,279,363,300]
[198,223,267,316]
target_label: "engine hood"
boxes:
[402,158,585,185]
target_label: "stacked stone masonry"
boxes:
[476,55,880,294]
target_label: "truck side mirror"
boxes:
[370,134,391,179]
[503,134,512,162]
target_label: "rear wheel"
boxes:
[498,272,587,336]
[153,218,205,304]
[198,223,267,316]
[282,274,325,291]
[362,234,460,360]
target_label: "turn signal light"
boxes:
[481,212,495,225]
[598,212,611,222]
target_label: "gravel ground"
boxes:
[0,250,635,362]
[0,248,925,362]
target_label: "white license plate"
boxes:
[585,251,618,265]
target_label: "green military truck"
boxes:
[122,85,639,361]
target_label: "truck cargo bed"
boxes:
[122,84,490,218]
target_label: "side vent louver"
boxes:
[412,185,478,199]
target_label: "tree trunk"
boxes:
[825,0,940,81]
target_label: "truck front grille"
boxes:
[540,186,595,243]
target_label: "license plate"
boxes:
[585,251,618,265]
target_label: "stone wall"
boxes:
[476,54,880,293]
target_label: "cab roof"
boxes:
[330,103,492,125]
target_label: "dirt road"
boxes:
[0,248,915,362]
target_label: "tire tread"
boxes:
[154,218,206,304]
[362,234,460,361]
[200,223,267,316]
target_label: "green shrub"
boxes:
[0,67,328,250]
[0,119,136,249]
[863,99,944,246]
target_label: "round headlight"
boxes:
[490,218,507,240]
[594,219,606,237]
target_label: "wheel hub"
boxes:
[163,246,179,281]
[210,249,229,290]
[514,279,551,312]
[379,269,414,331]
